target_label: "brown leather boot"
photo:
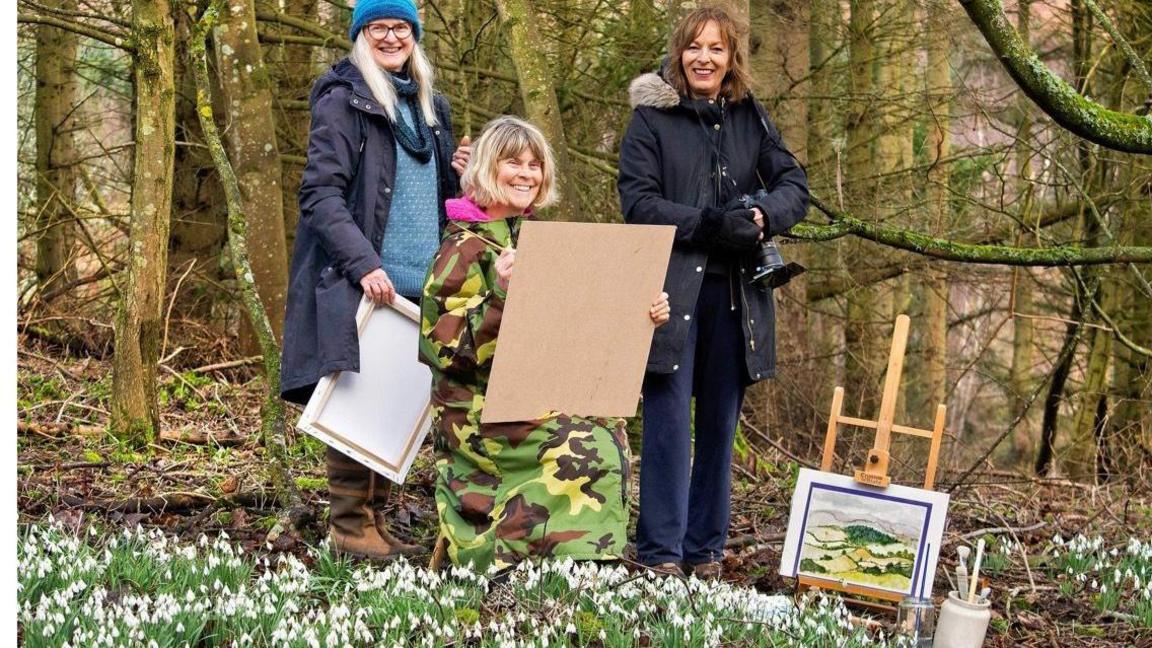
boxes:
[369,479,421,557]
[326,447,413,561]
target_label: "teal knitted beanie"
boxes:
[348,0,422,42]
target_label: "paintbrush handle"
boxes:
[967,540,986,603]
[956,565,969,597]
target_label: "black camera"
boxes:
[727,191,806,289]
[750,240,805,288]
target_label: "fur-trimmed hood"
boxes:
[628,72,681,109]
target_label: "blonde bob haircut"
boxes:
[666,4,751,102]
[461,116,558,210]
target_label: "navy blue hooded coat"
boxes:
[281,59,459,405]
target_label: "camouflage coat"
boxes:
[419,214,631,572]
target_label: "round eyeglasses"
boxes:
[364,22,412,40]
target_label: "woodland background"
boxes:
[13,0,1152,644]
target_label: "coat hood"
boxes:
[628,72,681,110]
[309,58,372,105]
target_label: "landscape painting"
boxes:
[780,469,950,598]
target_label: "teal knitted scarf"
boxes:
[389,73,434,164]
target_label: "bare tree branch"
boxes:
[18,12,133,51]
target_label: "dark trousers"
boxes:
[637,273,747,566]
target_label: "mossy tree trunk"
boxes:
[192,0,301,516]
[259,0,317,251]
[1097,4,1152,480]
[746,0,811,438]
[111,0,177,444]
[1065,281,1113,482]
[1007,0,1036,468]
[493,0,575,221]
[843,0,886,416]
[921,0,951,418]
[806,0,843,409]
[33,0,80,296]
[168,7,228,319]
[1108,157,1152,478]
[876,0,915,423]
[214,0,290,344]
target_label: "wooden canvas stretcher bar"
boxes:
[296,296,433,484]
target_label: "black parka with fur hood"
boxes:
[618,72,809,382]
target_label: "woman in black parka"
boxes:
[618,6,809,578]
[281,0,469,561]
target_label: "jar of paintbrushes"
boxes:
[934,539,992,648]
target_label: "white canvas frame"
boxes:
[779,468,950,599]
[296,295,431,484]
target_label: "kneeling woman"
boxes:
[419,117,670,571]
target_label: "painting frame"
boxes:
[296,295,432,484]
[779,468,950,601]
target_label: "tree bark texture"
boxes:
[1108,165,1152,478]
[876,0,914,423]
[192,0,300,510]
[214,0,289,343]
[804,0,848,391]
[259,0,318,251]
[33,0,80,295]
[1065,282,1113,482]
[1008,0,1036,468]
[111,0,177,444]
[921,1,951,416]
[493,0,575,221]
[1100,5,1152,479]
[169,7,228,318]
[749,0,809,162]
[843,0,886,416]
[1035,308,1082,477]
[746,0,814,441]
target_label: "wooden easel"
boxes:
[797,314,947,606]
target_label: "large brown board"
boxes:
[481,221,675,423]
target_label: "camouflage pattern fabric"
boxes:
[419,217,631,572]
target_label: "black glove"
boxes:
[694,206,761,252]
[695,205,760,251]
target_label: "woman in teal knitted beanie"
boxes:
[282,0,472,562]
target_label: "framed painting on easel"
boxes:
[779,468,949,601]
[780,315,952,605]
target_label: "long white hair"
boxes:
[348,32,439,126]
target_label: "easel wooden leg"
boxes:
[924,404,946,490]
[821,387,844,472]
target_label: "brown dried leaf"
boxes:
[219,475,239,494]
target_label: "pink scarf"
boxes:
[445,196,533,222]
[445,196,490,222]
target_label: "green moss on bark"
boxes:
[959,0,1152,154]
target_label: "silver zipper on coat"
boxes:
[738,274,755,352]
